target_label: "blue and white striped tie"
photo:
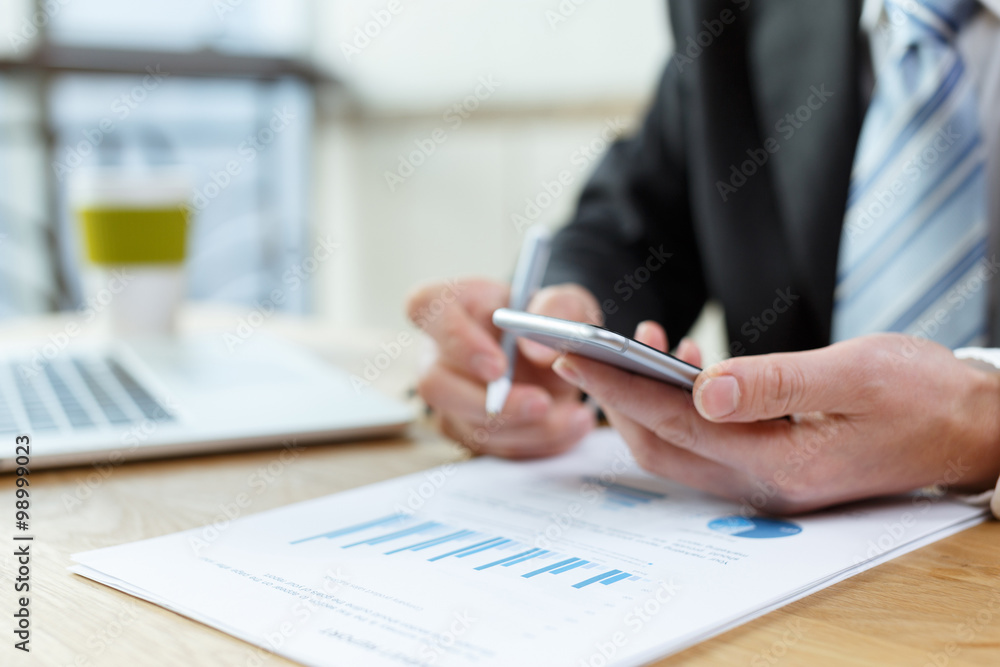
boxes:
[833,0,987,348]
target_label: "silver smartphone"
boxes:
[492,308,700,391]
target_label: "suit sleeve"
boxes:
[543,60,708,344]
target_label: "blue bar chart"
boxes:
[581,476,667,508]
[573,569,624,589]
[290,514,409,544]
[291,513,639,591]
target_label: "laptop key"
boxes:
[72,360,134,425]
[0,388,18,433]
[107,359,175,422]
[11,364,58,431]
[45,364,94,429]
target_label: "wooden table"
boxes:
[2,312,998,666]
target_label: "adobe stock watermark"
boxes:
[725,287,800,359]
[578,579,680,667]
[355,280,465,393]
[7,0,72,53]
[602,245,674,315]
[737,417,841,519]
[851,457,972,565]
[18,269,135,380]
[61,395,182,512]
[510,117,628,233]
[384,76,502,192]
[716,85,835,202]
[189,106,296,212]
[893,254,1000,361]
[457,412,509,455]
[416,611,478,664]
[223,235,340,352]
[692,287,801,366]
[392,462,465,517]
[550,243,677,336]
[409,279,466,330]
[843,124,963,245]
[236,567,354,667]
[749,619,807,667]
[214,0,247,20]
[922,590,1000,667]
[188,440,306,554]
[351,329,415,393]
[672,0,751,73]
[878,0,922,39]
[52,66,170,181]
[534,447,632,550]
[64,600,142,667]
[338,0,405,63]
[545,0,593,31]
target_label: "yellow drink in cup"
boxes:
[71,168,192,336]
[78,208,187,265]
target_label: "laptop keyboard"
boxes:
[0,357,174,434]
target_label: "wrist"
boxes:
[956,358,1000,495]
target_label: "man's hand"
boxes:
[552,322,1000,514]
[407,278,602,458]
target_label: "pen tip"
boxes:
[485,377,511,420]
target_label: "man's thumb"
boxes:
[692,347,852,422]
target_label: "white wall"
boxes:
[310,0,673,333]
[313,0,671,112]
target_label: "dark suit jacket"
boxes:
[544,0,868,356]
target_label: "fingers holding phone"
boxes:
[519,284,605,398]
[406,278,600,458]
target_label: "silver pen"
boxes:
[485,226,552,418]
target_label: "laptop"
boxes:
[0,332,414,471]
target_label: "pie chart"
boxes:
[707,515,802,539]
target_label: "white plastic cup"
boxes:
[70,167,192,337]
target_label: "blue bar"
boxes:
[364,521,440,545]
[573,569,623,589]
[475,548,539,570]
[384,530,471,555]
[411,530,474,551]
[550,560,588,574]
[502,550,548,566]
[343,521,439,547]
[606,491,650,504]
[523,558,577,578]
[428,537,503,561]
[599,572,631,586]
[290,514,407,544]
[603,481,666,500]
[457,539,511,558]
[582,477,666,501]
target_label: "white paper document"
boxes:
[71,429,986,667]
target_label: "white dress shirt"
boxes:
[863,0,1000,517]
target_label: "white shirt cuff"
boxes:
[953,347,1000,519]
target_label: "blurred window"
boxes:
[48,0,311,56]
[0,0,317,317]
[0,74,53,317]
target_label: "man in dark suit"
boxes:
[407,0,1000,516]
